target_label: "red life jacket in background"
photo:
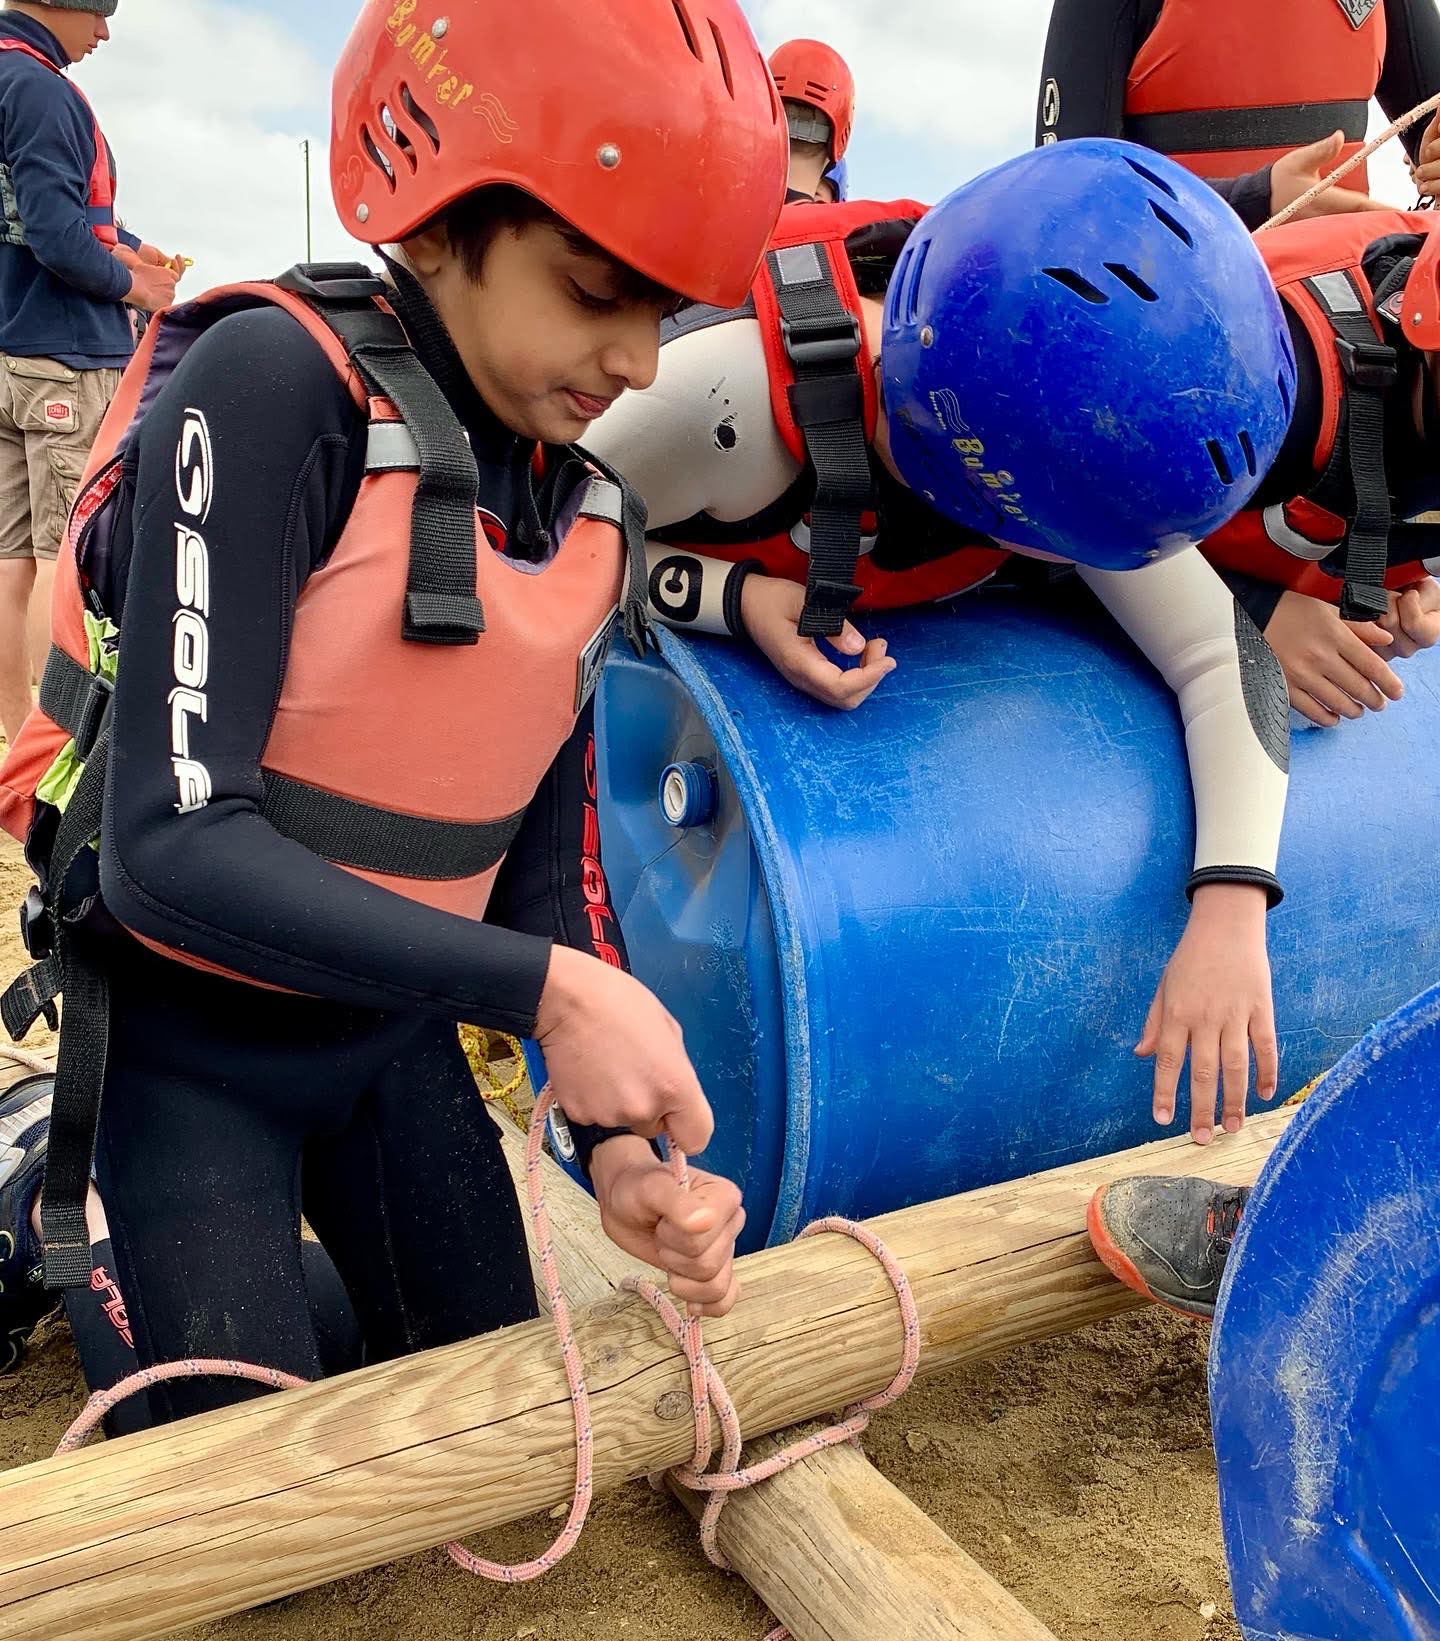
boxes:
[1123,0,1385,189]
[1201,212,1440,619]
[653,199,1010,636]
[0,39,119,247]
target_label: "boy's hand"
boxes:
[1269,132,1389,218]
[590,1136,744,1316]
[1264,588,1403,726]
[535,945,713,1153]
[1413,111,1440,197]
[740,574,896,709]
[1374,580,1440,660]
[1137,882,1277,1145]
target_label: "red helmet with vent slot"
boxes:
[768,38,854,162]
[332,0,788,307]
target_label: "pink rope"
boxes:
[51,1084,921,1638]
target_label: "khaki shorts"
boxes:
[0,353,121,561]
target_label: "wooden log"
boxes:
[0,1109,1293,1641]
[496,1107,1054,1639]
[667,1435,1060,1641]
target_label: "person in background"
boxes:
[1034,0,1440,227]
[0,0,182,746]
[770,37,854,203]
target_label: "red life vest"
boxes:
[1122,0,1385,188]
[0,38,118,247]
[1201,212,1440,617]
[654,199,1009,634]
[0,270,629,949]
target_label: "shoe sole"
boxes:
[1085,1189,1216,1323]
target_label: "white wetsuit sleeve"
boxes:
[643,540,758,637]
[1078,552,1290,904]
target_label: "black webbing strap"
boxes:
[1304,271,1397,621]
[259,774,525,880]
[275,265,484,646]
[577,446,654,656]
[767,243,872,637]
[1124,99,1368,158]
[38,645,110,758]
[35,727,112,1289]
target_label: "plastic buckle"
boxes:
[1335,336,1397,390]
[782,312,861,370]
[275,262,387,303]
[72,671,112,760]
[19,886,52,961]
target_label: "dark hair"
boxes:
[422,184,680,309]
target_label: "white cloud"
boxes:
[72,0,358,292]
[62,0,1424,297]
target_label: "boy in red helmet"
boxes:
[0,0,787,1421]
[769,38,854,202]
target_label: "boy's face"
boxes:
[27,3,110,60]
[404,221,667,445]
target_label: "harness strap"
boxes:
[1125,99,1369,159]
[275,264,485,646]
[1304,270,1396,621]
[32,725,112,1289]
[767,243,873,637]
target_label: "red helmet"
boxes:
[332,0,788,308]
[768,38,854,162]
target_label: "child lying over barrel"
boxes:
[586,139,1298,1154]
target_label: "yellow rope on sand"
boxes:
[1260,91,1440,230]
[458,1024,530,1127]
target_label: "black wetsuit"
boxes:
[85,280,629,1424]
[1034,0,1440,226]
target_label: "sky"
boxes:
[71,0,1419,294]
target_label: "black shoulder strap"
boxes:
[275,263,485,646]
[575,444,655,657]
[1303,269,1397,622]
[768,242,873,637]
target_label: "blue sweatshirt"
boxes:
[0,11,140,369]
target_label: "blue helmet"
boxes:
[821,155,849,202]
[881,139,1297,570]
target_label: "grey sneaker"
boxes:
[1087,1174,1249,1321]
[0,1075,59,1372]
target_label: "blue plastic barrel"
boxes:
[1211,983,1440,1641]
[588,590,1440,1250]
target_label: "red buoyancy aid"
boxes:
[0,274,628,950]
[1201,211,1440,615]
[0,39,118,246]
[1123,0,1385,187]
[654,199,1010,632]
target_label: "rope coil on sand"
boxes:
[54,1083,920,1638]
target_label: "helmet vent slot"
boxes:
[1105,262,1157,301]
[899,236,930,325]
[360,124,398,192]
[1238,429,1257,476]
[670,0,702,60]
[1043,267,1109,305]
[805,79,830,101]
[709,21,734,97]
[399,85,441,154]
[1207,439,1235,484]
[1124,155,1179,199]
[1148,201,1194,248]
[1277,371,1293,418]
[762,52,782,123]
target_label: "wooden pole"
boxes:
[494,1107,1058,1639]
[667,1436,1060,1641]
[0,1110,1293,1641]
